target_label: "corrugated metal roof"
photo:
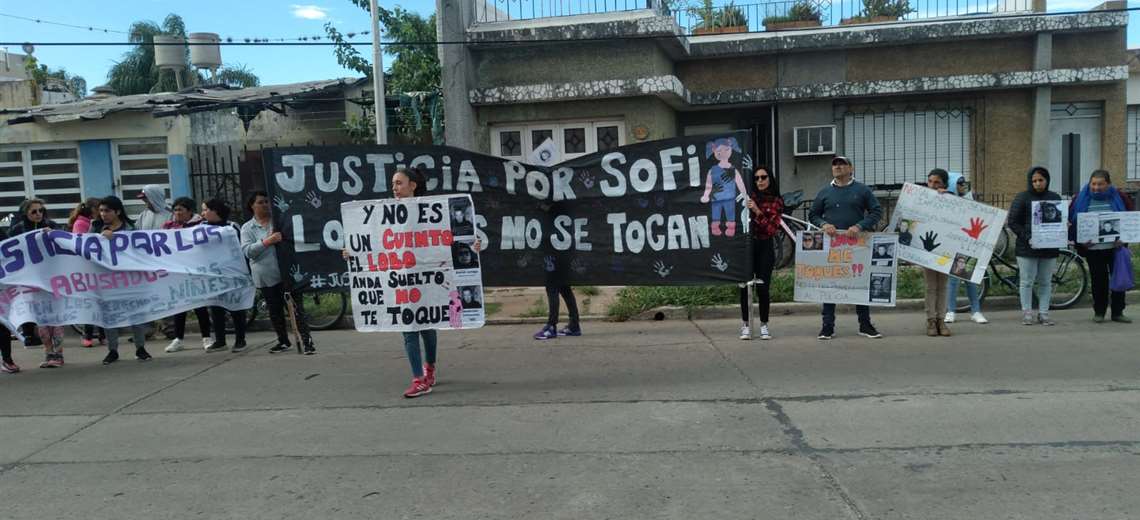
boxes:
[1,77,366,124]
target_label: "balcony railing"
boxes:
[472,0,1035,29]
[674,0,1035,34]
[474,0,653,24]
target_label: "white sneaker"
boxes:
[759,324,771,340]
[164,338,184,353]
[971,312,988,324]
[202,338,213,350]
[739,325,751,340]
[944,312,955,323]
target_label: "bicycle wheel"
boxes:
[1049,250,1087,310]
[993,227,1014,259]
[301,290,347,330]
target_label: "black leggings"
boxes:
[1083,248,1127,317]
[210,306,247,345]
[262,283,312,347]
[740,237,776,323]
[173,307,212,340]
[1,324,12,363]
[545,284,579,328]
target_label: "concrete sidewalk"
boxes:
[1,307,1138,519]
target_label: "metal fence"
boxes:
[673,0,1034,33]
[471,0,1036,30]
[474,0,652,23]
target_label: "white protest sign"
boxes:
[887,183,1007,284]
[1030,200,1068,249]
[342,194,485,332]
[1076,211,1140,244]
[0,227,254,330]
[794,231,899,307]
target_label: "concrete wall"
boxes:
[846,38,1035,82]
[188,101,353,148]
[473,40,673,88]
[0,80,39,109]
[978,90,1035,197]
[775,101,838,195]
[1052,29,1126,70]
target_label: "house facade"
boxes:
[439,0,1131,200]
[0,78,367,222]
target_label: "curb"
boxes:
[628,292,1140,321]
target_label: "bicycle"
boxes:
[953,245,1088,312]
[773,190,811,269]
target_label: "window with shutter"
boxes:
[844,108,972,187]
[0,144,84,223]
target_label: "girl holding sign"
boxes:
[1007,166,1062,326]
[739,165,783,340]
[1069,170,1134,324]
[944,172,988,325]
[93,196,153,365]
[342,166,481,398]
[921,169,953,337]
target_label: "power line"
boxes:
[0,11,372,44]
[1,8,1135,48]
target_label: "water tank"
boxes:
[188,33,222,70]
[153,35,186,69]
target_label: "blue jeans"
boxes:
[402,330,438,378]
[946,276,981,314]
[1016,256,1056,313]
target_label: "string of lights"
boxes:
[0,11,372,44]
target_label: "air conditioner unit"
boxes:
[793,125,836,156]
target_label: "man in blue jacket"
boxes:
[808,156,884,340]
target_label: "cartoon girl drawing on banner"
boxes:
[699,137,749,237]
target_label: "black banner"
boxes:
[263,132,754,289]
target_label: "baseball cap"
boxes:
[831,156,851,165]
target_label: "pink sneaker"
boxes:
[403,377,431,398]
[49,356,64,367]
[423,364,437,387]
[1,360,19,373]
[81,338,94,348]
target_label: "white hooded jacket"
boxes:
[135,184,173,230]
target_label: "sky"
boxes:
[0,0,438,88]
[0,0,1136,91]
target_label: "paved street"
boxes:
[2,307,1139,519]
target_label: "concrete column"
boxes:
[438,0,478,151]
[1030,32,1053,166]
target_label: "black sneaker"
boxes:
[230,341,248,353]
[204,341,227,353]
[268,343,292,354]
[303,344,316,356]
[858,323,883,339]
[136,347,153,361]
[817,326,834,340]
[102,351,119,365]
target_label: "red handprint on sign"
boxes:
[962,217,988,240]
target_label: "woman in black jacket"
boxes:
[7,198,61,350]
[1006,166,1062,326]
[201,198,248,353]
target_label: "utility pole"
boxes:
[370,0,387,145]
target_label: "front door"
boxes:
[1048,102,1102,196]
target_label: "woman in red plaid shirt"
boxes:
[740,166,784,340]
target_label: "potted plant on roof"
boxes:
[763,1,823,31]
[690,0,749,35]
[841,0,914,25]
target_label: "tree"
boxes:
[326,2,441,144]
[107,14,260,95]
[24,55,87,98]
